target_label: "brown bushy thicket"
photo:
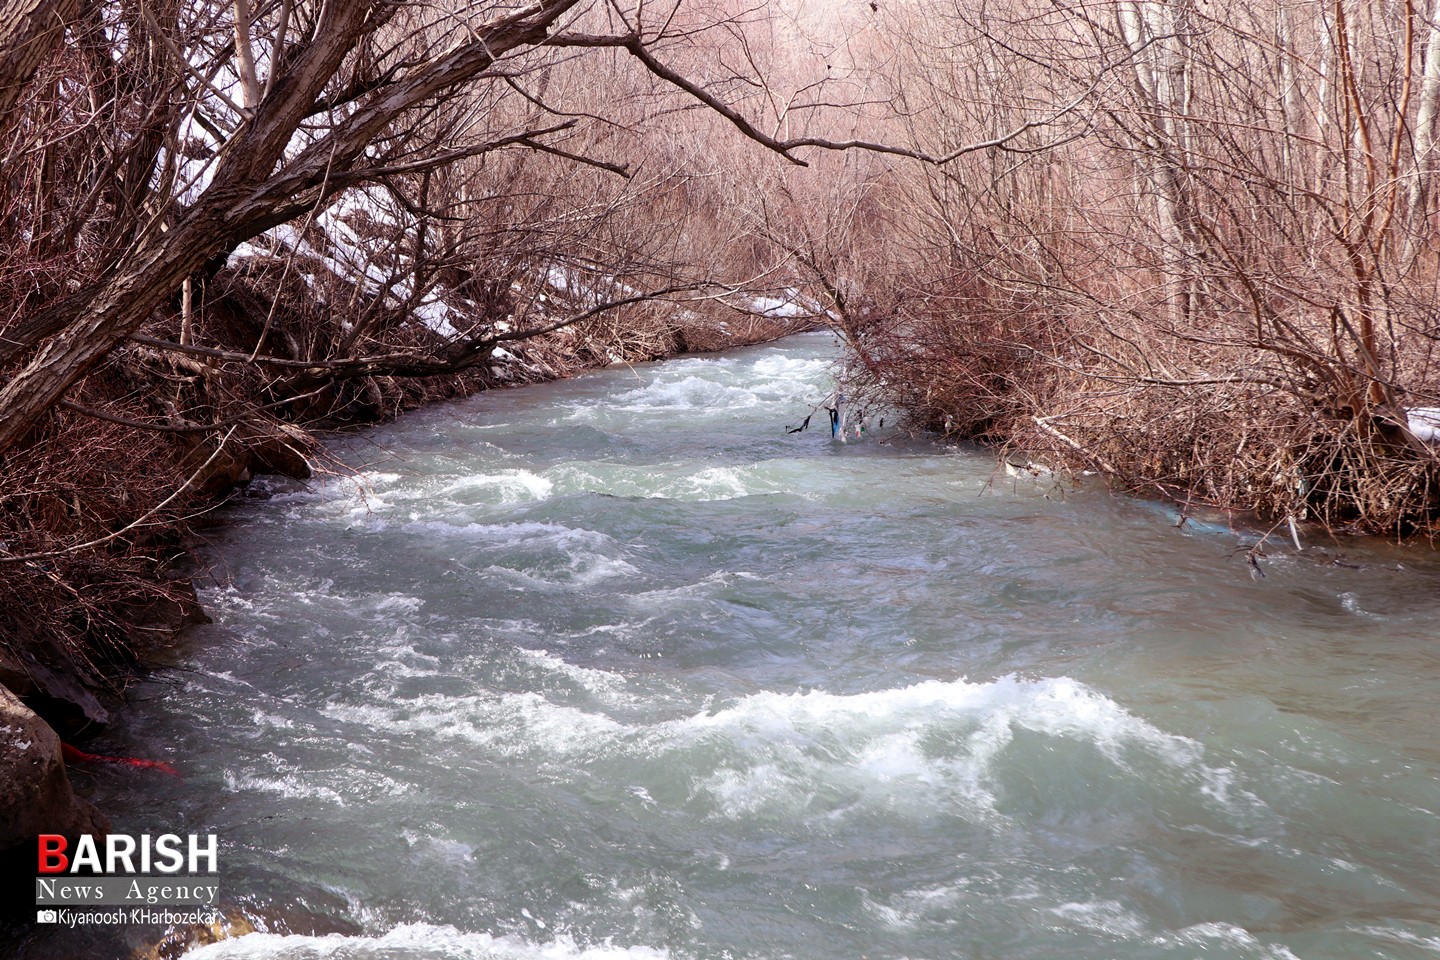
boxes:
[825,0,1440,540]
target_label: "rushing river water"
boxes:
[29,334,1440,959]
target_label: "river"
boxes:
[36,334,1440,958]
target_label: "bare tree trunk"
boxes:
[0,0,79,143]
[263,0,292,100]
[1117,0,1194,327]
[0,239,194,453]
[1277,3,1301,197]
[180,277,194,346]
[233,0,262,109]
[1315,7,1333,153]
[1405,0,1440,259]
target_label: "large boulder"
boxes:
[0,684,108,853]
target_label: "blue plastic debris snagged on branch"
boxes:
[786,390,878,442]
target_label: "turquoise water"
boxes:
[36,334,1440,958]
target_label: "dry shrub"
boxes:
[0,385,208,729]
[844,271,1059,442]
[850,273,1440,537]
[1008,376,1440,539]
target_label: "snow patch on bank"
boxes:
[1406,407,1440,442]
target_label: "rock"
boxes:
[188,418,314,500]
[138,911,257,960]
[0,652,33,701]
[114,578,211,656]
[247,432,312,479]
[4,642,111,734]
[190,442,252,500]
[135,898,363,959]
[0,684,108,854]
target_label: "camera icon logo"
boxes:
[36,909,57,924]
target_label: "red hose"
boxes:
[62,742,179,776]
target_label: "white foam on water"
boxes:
[400,832,475,864]
[186,923,671,959]
[545,462,788,502]
[612,465,755,501]
[678,466,757,500]
[1011,678,1204,769]
[222,763,411,807]
[650,676,1216,821]
[400,520,612,550]
[284,467,489,522]
[250,709,295,730]
[366,658,443,681]
[323,692,624,758]
[1338,591,1384,619]
[608,375,769,413]
[1048,900,1149,939]
[863,881,967,929]
[395,520,636,586]
[626,571,760,610]
[747,354,833,381]
[248,489,318,508]
[200,667,256,690]
[482,554,639,589]
[365,641,441,669]
[202,584,264,617]
[316,674,1243,830]
[223,770,346,807]
[444,469,555,503]
[360,471,403,486]
[241,467,413,518]
[516,649,634,707]
[374,594,424,614]
[1195,762,1265,813]
[346,495,391,516]
[1158,922,1302,960]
